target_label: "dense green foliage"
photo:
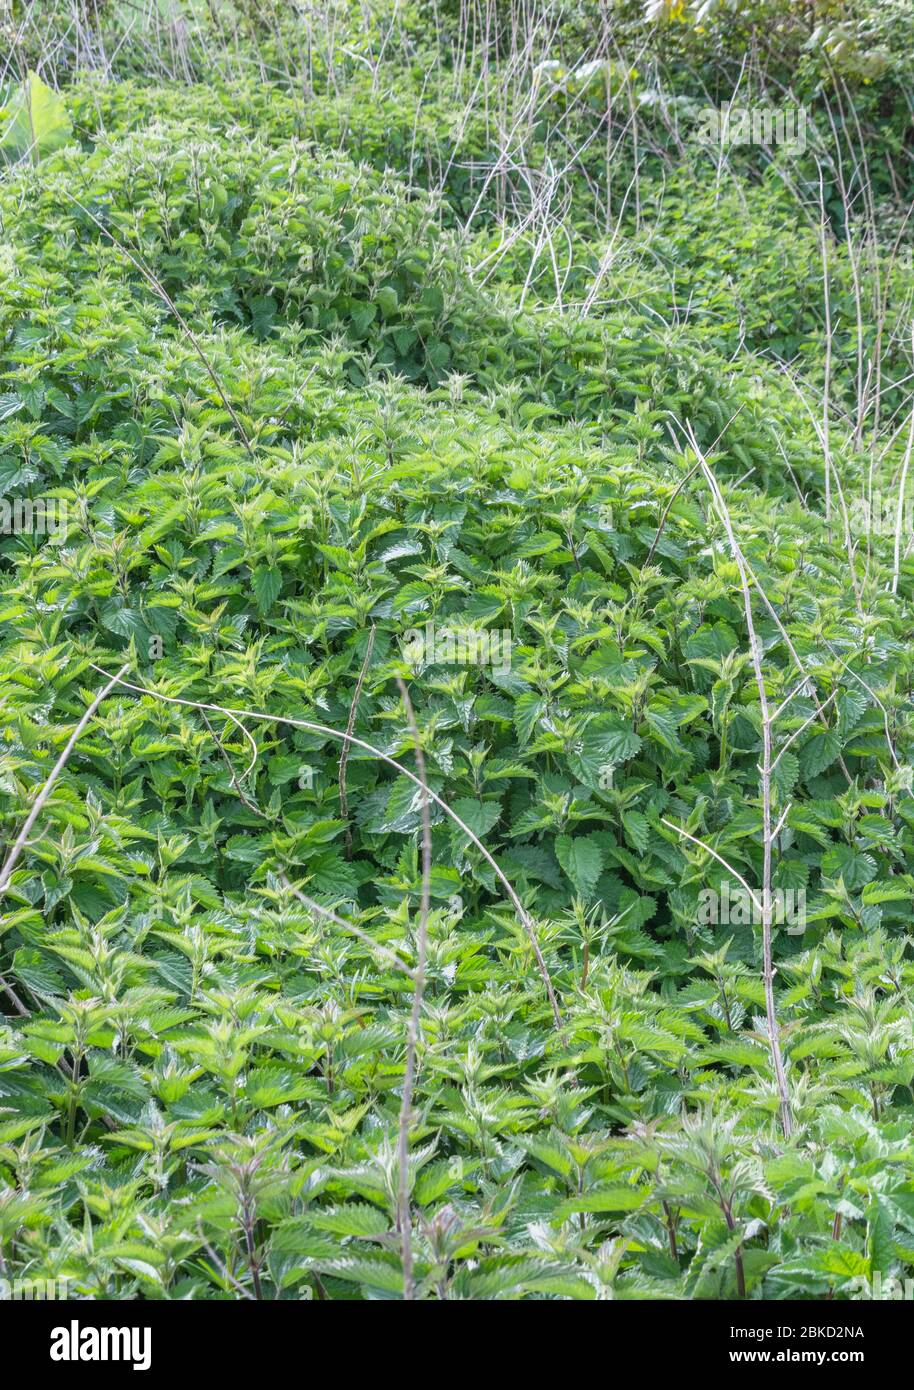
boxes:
[2,0,914,1301]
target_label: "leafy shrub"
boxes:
[1,2,914,1304]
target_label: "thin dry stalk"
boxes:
[817,165,834,530]
[891,324,914,596]
[686,427,792,1138]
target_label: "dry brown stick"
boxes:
[0,972,28,1017]
[817,163,835,531]
[88,665,562,1027]
[394,676,431,1301]
[340,626,376,859]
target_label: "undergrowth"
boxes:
[1,0,914,1301]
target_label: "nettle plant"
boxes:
[0,56,914,1301]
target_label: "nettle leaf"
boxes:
[514,692,546,744]
[312,1204,390,1238]
[684,623,739,689]
[836,688,869,737]
[253,566,282,613]
[621,810,651,855]
[413,1157,478,1205]
[772,859,809,890]
[866,1198,895,1276]
[644,707,682,754]
[307,852,360,897]
[821,845,877,890]
[11,947,65,996]
[861,879,913,906]
[515,531,563,558]
[311,1255,403,1293]
[249,294,277,339]
[800,727,841,779]
[567,715,641,787]
[772,749,799,796]
[450,796,502,844]
[268,754,306,785]
[555,834,604,897]
[100,603,148,640]
[882,1189,914,1236]
[500,843,563,889]
[376,285,399,316]
[556,1186,645,1217]
[244,1065,321,1107]
[857,814,897,848]
[224,834,271,865]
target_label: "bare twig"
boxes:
[660,818,763,917]
[201,711,269,820]
[686,425,792,1138]
[891,324,914,596]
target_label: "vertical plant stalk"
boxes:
[687,429,792,1138]
[720,1190,747,1299]
[340,625,376,858]
[817,166,834,530]
[891,325,914,596]
[394,676,431,1302]
[240,1183,263,1302]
